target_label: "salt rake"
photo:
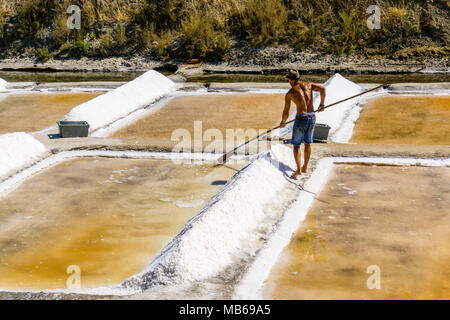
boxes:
[215,66,425,165]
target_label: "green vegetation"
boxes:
[98,32,113,57]
[180,13,231,60]
[239,0,287,45]
[0,0,448,62]
[14,0,60,39]
[0,7,5,39]
[114,24,126,46]
[37,47,51,62]
[58,31,89,58]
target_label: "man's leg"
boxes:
[302,119,315,173]
[291,145,302,178]
[302,143,311,173]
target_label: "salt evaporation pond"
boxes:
[109,93,284,148]
[351,95,450,145]
[2,67,447,300]
[0,92,104,134]
[261,164,450,299]
[0,157,242,291]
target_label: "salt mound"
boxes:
[273,73,362,142]
[0,78,8,91]
[0,132,48,180]
[62,70,176,132]
[122,144,296,290]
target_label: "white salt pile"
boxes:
[272,73,363,142]
[62,70,176,132]
[0,78,8,91]
[0,133,47,180]
[122,144,296,290]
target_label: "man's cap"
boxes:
[285,70,300,80]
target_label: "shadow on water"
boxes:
[211,180,228,186]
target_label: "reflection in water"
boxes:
[351,95,450,145]
[262,164,450,299]
[0,157,241,291]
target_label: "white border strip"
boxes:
[0,150,250,196]
[233,156,450,299]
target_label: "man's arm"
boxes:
[311,83,326,112]
[279,94,291,128]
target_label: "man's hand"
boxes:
[279,121,286,128]
[318,104,325,112]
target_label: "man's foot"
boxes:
[301,165,308,173]
[290,170,301,179]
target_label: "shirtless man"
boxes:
[279,70,326,179]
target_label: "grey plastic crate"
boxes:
[313,123,331,141]
[57,121,90,138]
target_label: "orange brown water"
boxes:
[0,157,241,290]
[262,164,450,299]
[351,95,450,145]
[0,92,103,134]
[110,93,285,148]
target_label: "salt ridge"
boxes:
[0,78,8,91]
[0,132,48,181]
[62,70,176,132]
[121,144,296,290]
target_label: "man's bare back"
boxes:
[286,84,311,114]
[286,82,325,114]
[280,71,327,179]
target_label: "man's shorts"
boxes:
[291,114,316,145]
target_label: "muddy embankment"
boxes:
[0,51,448,77]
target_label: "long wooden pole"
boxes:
[216,67,425,165]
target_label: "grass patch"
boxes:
[238,0,287,46]
[37,47,52,62]
[58,31,89,58]
[1,0,447,61]
[180,12,230,60]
